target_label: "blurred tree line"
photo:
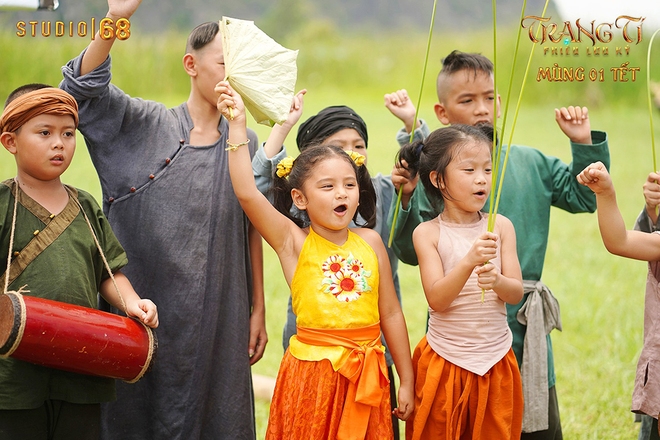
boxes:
[0,0,557,40]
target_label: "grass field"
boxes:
[1,25,658,439]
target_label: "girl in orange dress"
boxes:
[218,82,414,440]
[398,125,524,440]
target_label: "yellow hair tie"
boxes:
[346,150,365,167]
[276,156,294,178]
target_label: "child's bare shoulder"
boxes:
[494,213,515,235]
[413,218,440,243]
[352,227,381,247]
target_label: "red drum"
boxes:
[0,292,156,383]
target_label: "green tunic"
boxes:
[0,181,128,409]
[389,128,610,388]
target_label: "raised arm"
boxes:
[217,81,298,255]
[548,106,610,213]
[80,0,142,76]
[384,89,421,135]
[578,162,660,261]
[262,90,306,158]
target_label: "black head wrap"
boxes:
[296,105,368,151]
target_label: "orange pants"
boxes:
[406,337,523,440]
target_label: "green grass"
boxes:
[1,24,658,439]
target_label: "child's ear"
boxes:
[182,53,197,77]
[429,170,445,190]
[291,188,307,211]
[434,102,451,125]
[0,132,17,155]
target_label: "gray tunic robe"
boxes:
[61,50,259,440]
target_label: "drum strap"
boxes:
[1,180,80,289]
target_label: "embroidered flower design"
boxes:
[322,255,346,276]
[276,156,294,178]
[321,253,371,302]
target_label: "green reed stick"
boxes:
[487,0,500,233]
[387,0,438,248]
[492,0,550,223]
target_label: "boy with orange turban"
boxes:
[0,84,157,440]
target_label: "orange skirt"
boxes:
[266,349,394,440]
[406,337,523,440]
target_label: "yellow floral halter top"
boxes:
[288,227,381,366]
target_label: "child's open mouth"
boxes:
[334,204,347,213]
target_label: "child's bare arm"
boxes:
[248,222,267,365]
[100,270,159,328]
[219,81,299,257]
[366,230,413,421]
[579,162,660,261]
[554,106,592,145]
[80,0,142,76]
[262,90,306,158]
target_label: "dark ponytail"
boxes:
[401,124,493,207]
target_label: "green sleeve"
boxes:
[551,130,610,213]
[388,185,439,266]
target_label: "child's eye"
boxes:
[64,131,75,137]
[40,130,50,136]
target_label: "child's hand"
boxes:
[643,171,660,215]
[576,161,612,194]
[391,159,419,209]
[555,106,591,145]
[215,81,245,124]
[126,299,159,328]
[474,262,499,291]
[391,159,418,196]
[281,89,307,130]
[384,89,418,133]
[467,231,498,267]
[392,383,414,421]
[107,0,142,20]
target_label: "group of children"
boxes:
[0,7,658,440]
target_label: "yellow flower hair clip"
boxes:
[346,150,365,167]
[276,156,294,178]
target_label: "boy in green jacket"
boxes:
[383,50,610,439]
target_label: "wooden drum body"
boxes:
[0,292,156,383]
